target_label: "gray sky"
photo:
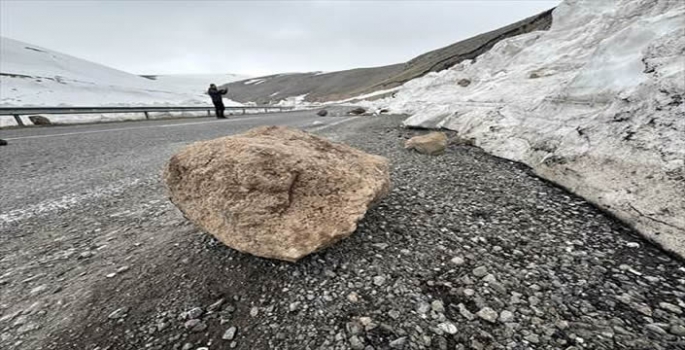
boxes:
[1,0,558,76]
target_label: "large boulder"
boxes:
[163,126,391,262]
[405,132,448,155]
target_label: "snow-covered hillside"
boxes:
[141,73,249,96]
[0,37,240,107]
[368,0,685,256]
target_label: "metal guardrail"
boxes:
[0,106,296,126]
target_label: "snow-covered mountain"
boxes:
[0,37,241,107]
[366,0,685,256]
[140,73,250,96]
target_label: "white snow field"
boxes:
[0,36,242,126]
[367,0,685,256]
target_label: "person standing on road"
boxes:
[208,83,228,119]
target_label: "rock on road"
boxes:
[1,112,685,350]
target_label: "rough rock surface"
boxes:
[370,0,685,257]
[163,126,390,262]
[405,132,448,155]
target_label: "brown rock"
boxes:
[163,126,390,262]
[457,79,471,87]
[405,132,448,155]
[29,115,51,125]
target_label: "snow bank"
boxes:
[368,0,685,256]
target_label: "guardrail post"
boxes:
[242,108,246,115]
[13,114,25,127]
[207,110,211,117]
[264,108,268,113]
[144,111,150,120]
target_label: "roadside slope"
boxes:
[221,9,553,104]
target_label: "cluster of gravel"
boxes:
[2,115,685,350]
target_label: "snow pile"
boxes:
[275,94,309,108]
[142,73,249,96]
[0,37,241,108]
[368,0,685,255]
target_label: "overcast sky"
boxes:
[1,0,558,76]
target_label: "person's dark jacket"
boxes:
[208,86,228,105]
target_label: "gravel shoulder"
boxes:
[1,115,684,350]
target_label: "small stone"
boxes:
[417,302,431,314]
[250,306,259,317]
[184,319,201,330]
[477,307,498,323]
[349,335,365,350]
[524,334,540,344]
[555,320,569,330]
[646,323,668,335]
[670,324,685,336]
[229,342,237,348]
[499,310,514,323]
[348,292,360,303]
[463,289,475,297]
[29,285,47,295]
[108,307,129,319]
[181,343,193,350]
[389,336,407,349]
[372,243,389,250]
[79,251,93,259]
[626,242,640,248]
[359,317,376,331]
[458,303,475,321]
[489,281,507,294]
[16,322,40,334]
[388,310,400,319]
[222,326,237,340]
[472,266,488,277]
[289,302,300,312]
[616,293,632,304]
[208,298,225,312]
[634,303,653,316]
[482,274,496,283]
[186,307,203,319]
[373,276,386,286]
[106,273,117,278]
[431,300,445,313]
[438,322,457,334]
[528,296,540,306]
[450,257,465,266]
[116,266,130,273]
[659,302,683,315]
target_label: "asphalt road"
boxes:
[2,111,684,350]
[0,110,357,224]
